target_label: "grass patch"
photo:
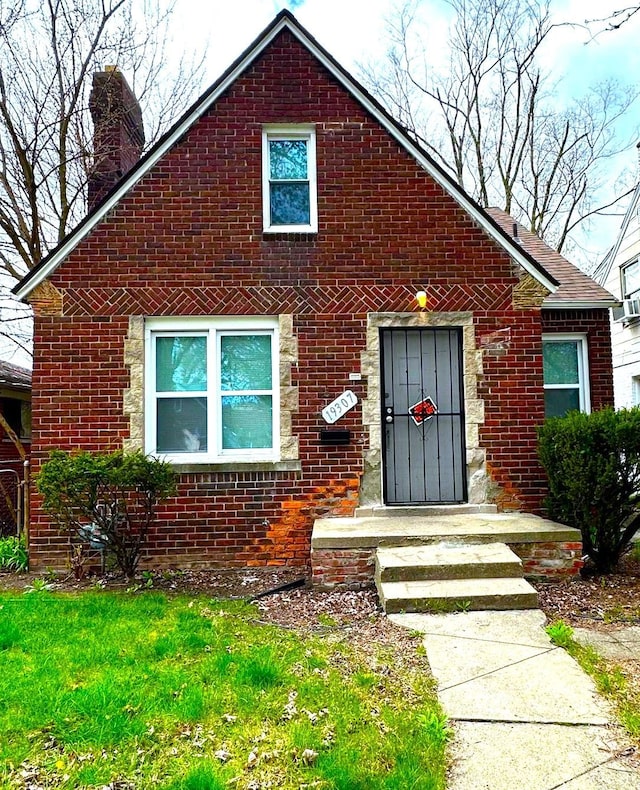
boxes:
[0,537,27,572]
[546,619,640,742]
[0,591,448,789]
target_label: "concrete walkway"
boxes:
[573,625,640,662]
[389,610,639,789]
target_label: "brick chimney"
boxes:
[88,66,145,210]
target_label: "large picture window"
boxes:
[146,318,279,462]
[262,126,317,232]
[542,335,590,418]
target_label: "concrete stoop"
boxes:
[375,542,539,613]
[311,509,582,599]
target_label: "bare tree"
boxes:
[0,0,206,280]
[362,0,636,253]
[591,6,640,31]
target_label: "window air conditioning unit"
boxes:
[614,298,640,322]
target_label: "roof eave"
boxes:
[542,299,620,310]
[593,181,640,286]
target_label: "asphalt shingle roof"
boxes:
[486,208,616,307]
[0,360,31,390]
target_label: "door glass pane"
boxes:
[270,182,310,225]
[545,388,580,418]
[157,397,207,452]
[269,139,308,179]
[156,336,206,392]
[221,395,272,449]
[221,335,272,390]
[543,341,579,385]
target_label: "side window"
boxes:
[542,335,590,418]
[633,375,640,407]
[146,319,279,462]
[622,259,640,299]
[262,126,317,232]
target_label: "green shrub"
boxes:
[538,407,640,573]
[36,450,176,578]
[0,535,27,572]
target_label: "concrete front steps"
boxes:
[375,542,539,614]
[310,507,583,604]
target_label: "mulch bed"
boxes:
[4,554,640,631]
[533,553,640,629]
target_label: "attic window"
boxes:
[262,126,317,233]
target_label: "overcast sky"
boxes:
[183,0,640,91]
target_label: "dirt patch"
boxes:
[0,566,306,598]
[533,553,640,630]
[5,553,640,630]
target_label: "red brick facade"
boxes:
[23,24,614,571]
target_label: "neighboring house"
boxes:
[593,177,640,408]
[14,11,616,571]
[0,359,31,536]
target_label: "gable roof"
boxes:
[14,9,563,301]
[487,208,617,309]
[592,181,640,286]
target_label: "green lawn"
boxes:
[0,591,448,789]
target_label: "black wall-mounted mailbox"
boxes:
[319,429,351,445]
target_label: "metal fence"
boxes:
[0,462,27,538]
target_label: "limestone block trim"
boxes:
[278,314,299,461]
[123,314,299,461]
[512,272,550,310]
[360,311,487,506]
[123,315,144,452]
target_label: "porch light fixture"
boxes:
[415,290,428,309]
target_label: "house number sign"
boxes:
[322,390,358,424]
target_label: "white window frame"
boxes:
[145,316,280,464]
[542,333,591,417]
[632,375,640,407]
[622,258,640,299]
[262,125,317,233]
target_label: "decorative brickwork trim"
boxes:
[27,280,63,316]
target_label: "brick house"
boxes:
[14,11,615,572]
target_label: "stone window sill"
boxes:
[172,460,302,474]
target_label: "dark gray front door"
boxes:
[381,327,467,504]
